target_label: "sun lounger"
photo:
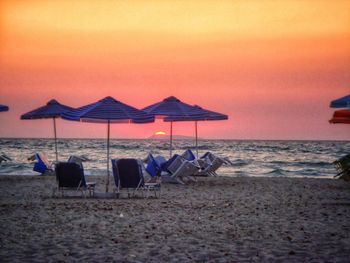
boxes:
[0,153,12,164]
[181,149,226,177]
[112,158,161,198]
[68,155,90,166]
[29,153,90,176]
[161,154,198,184]
[54,162,96,197]
[195,151,226,176]
[30,153,54,175]
[145,153,164,177]
[333,154,350,181]
[181,149,211,171]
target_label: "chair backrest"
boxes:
[210,157,225,172]
[33,153,50,173]
[201,152,215,162]
[55,162,86,188]
[167,155,185,174]
[39,153,51,167]
[161,154,181,173]
[182,149,196,161]
[112,159,144,189]
[68,155,86,167]
[145,154,159,177]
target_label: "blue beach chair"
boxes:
[32,153,54,175]
[182,149,196,162]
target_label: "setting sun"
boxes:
[155,131,166,136]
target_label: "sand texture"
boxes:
[0,175,350,262]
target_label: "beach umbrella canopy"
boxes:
[21,99,74,161]
[165,105,228,157]
[0,104,9,112]
[330,94,350,108]
[142,96,207,157]
[62,96,154,192]
[329,109,350,124]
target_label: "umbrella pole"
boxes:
[195,121,198,158]
[106,120,110,193]
[53,117,58,162]
[170,121,173,158]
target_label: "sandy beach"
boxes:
[0,175,349,262]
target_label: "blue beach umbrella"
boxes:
[62,96,154,192]
[0,104,9,112]
[330,94,350,108]
[142,96,207,157]
[165,105,228,157]
[21,99,74,161]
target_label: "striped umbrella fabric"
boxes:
[143,96,206,118]
[63,96,154,123]
[62,96,155,192]
[329,109,350,124]
[330,94,350,108]
[21,99,74,161]
[143,96,207,157]
[165,105,228,157]
[165,105,228,121]
[0,104,9,112]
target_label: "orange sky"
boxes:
[0,0,349,140]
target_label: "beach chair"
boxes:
[112,158,161,198]
[145,154,160,177]
[0,153,12,164]
[161,155,198,184]
[196,152,225,176]
[181,149,196,162]
[181,149,211,171]
[68,155,90,167]
[333,154,350,181]
[31,153,54,175]
[54,162,96,197]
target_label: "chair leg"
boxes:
[52,187,57,198]
[175,177,185,185]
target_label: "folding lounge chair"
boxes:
[68,155,90,166]
[181,149,211,170]
[54,162,96,197]
[196,152,225,176]
[161,155,199,184]
[112,158,161,198]
[182,149,196,162]
[0,153,12,164]
[333,154,350,181]
[31,153,54,175]
[144,153,167,177]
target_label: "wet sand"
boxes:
[0,175,349,262]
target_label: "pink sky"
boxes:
[0,0,349,140]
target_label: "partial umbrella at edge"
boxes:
[62,96,154,192]
[165,105,228,157]
[329,109,350,124]
[21,99,74,162]
[142,96,207,157]
[330,94,350,108]
[0,104,9,112]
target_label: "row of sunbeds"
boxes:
[144,149,227,184]
[48,149,227,198]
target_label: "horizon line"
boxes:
[0,137,349,142]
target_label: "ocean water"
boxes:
[0,138,349,178]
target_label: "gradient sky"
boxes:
[0,0,349,140]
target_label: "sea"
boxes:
[0,138,349,178]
